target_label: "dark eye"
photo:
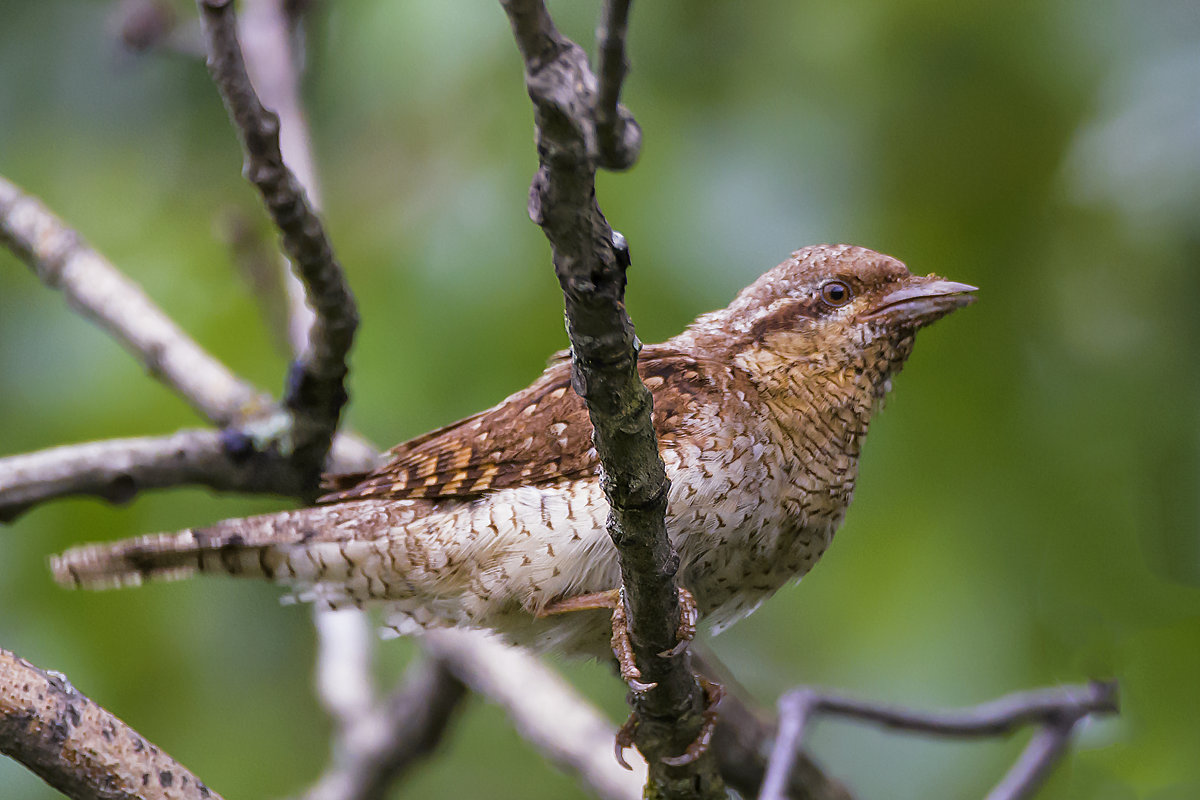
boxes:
[820,280,853,307]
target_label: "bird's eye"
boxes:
[820,280,853,308]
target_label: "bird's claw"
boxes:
[660,676,724,767]
[614,712,638,770]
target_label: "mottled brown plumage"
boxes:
[52,245,975,657]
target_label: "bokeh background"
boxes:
[3,0,1199,797]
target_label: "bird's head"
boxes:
[686,244,976,403]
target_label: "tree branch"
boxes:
[236,0,321,355]
[691,648,854,800]
[0,175,266,427]
[594,0,640,170]
[423,628,647,800]
[0,431,300,523]
[300,653,469,800]
[197,0,358,487]
[499,1,716,796]
[759,682,1118,800]
[0,648,223,800]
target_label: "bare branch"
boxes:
[759,682,1118,800]
[301,654,469,800]
[690,648,853,800]
[986,725,1073,800]
[424,628,647,800]
[499,1,716,795]
[594,0,640,170]
[0,175,266,427]
[197,0,358,485]
[0,648,223,800]
[0,426,379,525]
[0,431,298,523]
[237,0,320,355]
[311,609,376,743]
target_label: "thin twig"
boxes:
[197,0,358,486]
[986,725,1073,800]
[499,1,716,796]
[301,654,469,800]
[692,646,853,800]
[237,0,320,355]
[423,628,647,800]
[758,682,1118,800]
[594,0,640,170]
[0,175,266,427]
[0,648,224,800]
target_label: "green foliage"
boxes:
[2,0,1198,797]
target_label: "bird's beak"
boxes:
[861,277,978,327]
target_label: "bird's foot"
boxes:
[661,676,724,766]
[540,588,654,691]
[614,711,639,770]
[659,585,698,658]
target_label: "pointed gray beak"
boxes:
[862,278,978,326]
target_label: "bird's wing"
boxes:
[318,345,717,503]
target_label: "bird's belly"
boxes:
[680,512,838,634]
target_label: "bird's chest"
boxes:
[664,426,851,633]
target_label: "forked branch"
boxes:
[759,682,1118,800]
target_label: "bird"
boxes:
[52,244,975,660]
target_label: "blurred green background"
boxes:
[2,0,1199,797]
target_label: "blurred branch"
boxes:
[759,682,1118,800]
[692,647,853,800]
[500,1,720,797]
[301,653,469,800]
[424,628,648,800]
[594,0,640,170]
[0,648,223,800]
[237,0,320,355]
[0,174,267,427]
[113,0,206,58]
[226,0,390,783]
[198,0,357,487]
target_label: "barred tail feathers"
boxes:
[50,501,393,591]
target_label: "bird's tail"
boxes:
[50,501,387,591]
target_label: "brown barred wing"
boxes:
[317,346,722,504]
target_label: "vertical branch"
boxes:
[197,0,357,487]
[237,0,320,354]
[500,2,721,797]
[594,0,640,170]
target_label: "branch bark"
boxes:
[499,2,721,796]
[0,648,223,800]
[0,431,304,523]
[198,0,357,488]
